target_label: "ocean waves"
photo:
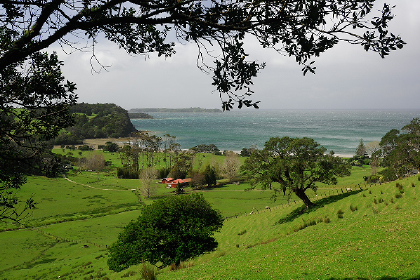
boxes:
[131,109,420,156]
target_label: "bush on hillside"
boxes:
[107,194,223,272]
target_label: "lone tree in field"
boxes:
[107,194,223,271]
[223,151,241,183]
[241,137,351,209]
[139,167,158,198]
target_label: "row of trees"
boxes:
[137,150,242,198]
[117,132,180,178]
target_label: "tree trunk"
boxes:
[293,188,314,209]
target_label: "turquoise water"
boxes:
[130,109,420,156]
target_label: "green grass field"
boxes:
[1,161,419,279]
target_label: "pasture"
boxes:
[1,160,419,279]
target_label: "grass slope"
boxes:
[157,176,420,280]
[1,168,419,279]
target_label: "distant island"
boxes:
[128,112,154,119]
[129,107,222,113]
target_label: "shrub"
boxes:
[103,141,119,152]
[203,165,217,187]
[169,260,193,271]
[78,145,92,151]
[318,216,330,223]
[395,193,402,199]
[350,205,358,212]
[108,194,223,272]
[366,175,380,184]
[158,167,171,179]
[379,167,399,182]
[337,209,344,219]
[141,263,157,280]
[175,183,184,195]
[294,219,317,232]
[121,271,136,278]
[237,230,247,236]
[117,167,139,179]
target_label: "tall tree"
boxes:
[366,141,380,156]
[355,139,367,157]
[169,152,194,179]
[241,137,351,208]
[222,151,241,182]
[1,0,405,109]
[139,167,158,199]
[366,141,380,175]
[203,165,217,188]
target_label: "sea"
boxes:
[130,109,420,157]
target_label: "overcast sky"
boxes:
[52,0,420,111]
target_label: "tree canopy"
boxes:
[355,139,367,157]
[107,194,223,271]
[378,118,420,181]
[1,0,405,109]
[0,52,76,222]
[241,136,351,208]
[55,103,137,144]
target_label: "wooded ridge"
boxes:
[129,107,222,113]
[54,103,137,145]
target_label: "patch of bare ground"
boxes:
[53,138,131,150]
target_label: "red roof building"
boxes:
[162,178,191,188]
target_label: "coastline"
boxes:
[54,139,356,159]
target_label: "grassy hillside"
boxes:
[159,176,420,279]
[1,165,419,279]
